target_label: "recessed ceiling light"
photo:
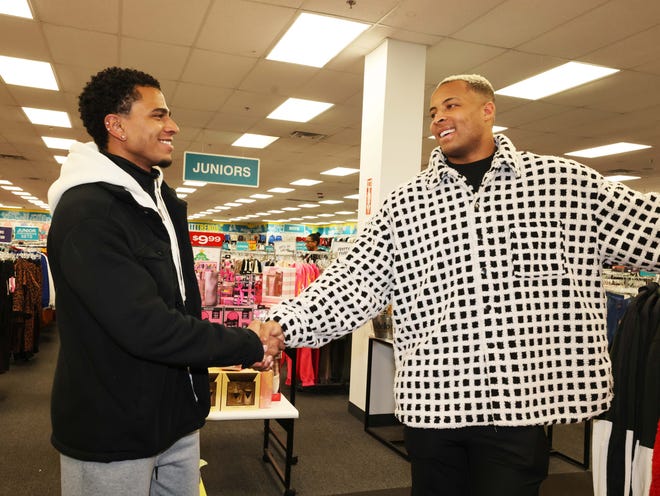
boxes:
[183,180,207,187]
[0,0,32,18]
[566,142,651,158]
[344,194,359,200]
[232,133,278,149]
[266,12,369,68]
[250,193,273,199]
[268,187,295,194]
[42,137,75,150]
[290,178,322,186]
[22,108,71,127]
[0,56,58,90]
[268,98,333,123]
[495,62,619,100]
[321,167,359,176]
[318,199,343,205]
[604,175,641,182]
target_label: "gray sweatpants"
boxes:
[60,430,200,496]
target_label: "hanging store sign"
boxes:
[14,226,40,241]
[0,226,12,242]
[183,151,259,187]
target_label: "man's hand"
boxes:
[248,320,285,370]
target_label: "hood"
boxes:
[48,141,161,214]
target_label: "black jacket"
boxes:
[47,142,263,462]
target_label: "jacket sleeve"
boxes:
[595,179,660,271]
[268,203,395,348]
[56,215,264,369]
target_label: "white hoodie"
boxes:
[48,141,186,303]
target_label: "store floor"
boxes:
[0,326,593,496]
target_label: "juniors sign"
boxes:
[183,151,259,187]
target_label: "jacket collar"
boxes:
[424,134,523,191]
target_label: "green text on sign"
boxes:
[183,151,260,187]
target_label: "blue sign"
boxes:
[184,151,259,187]
[14,226,40,241]
[0,226,12,242]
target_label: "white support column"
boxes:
[349,39,426,413]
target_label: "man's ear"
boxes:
[483,101,495,123]
[104,114,125,141]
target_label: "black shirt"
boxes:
[446,153,494,192]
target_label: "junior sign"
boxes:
[183,151,259,188]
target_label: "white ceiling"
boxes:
[1,0,659,222]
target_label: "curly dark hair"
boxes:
[78,67,161,150]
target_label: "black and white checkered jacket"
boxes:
[270,134,660,428]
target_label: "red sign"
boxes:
[365,177,373,215]
[189,231,225,247]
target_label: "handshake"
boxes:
[248,320,286,371]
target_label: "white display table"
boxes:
[207,395,299,496]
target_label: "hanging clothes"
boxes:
[592,282,660,496]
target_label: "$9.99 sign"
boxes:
[189,231,225,247]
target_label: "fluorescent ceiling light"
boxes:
[604,175,641,182]
[492,125,508,133]
[0,180,12,185]
[495,62,619,100]
[268,98,333,123]
[0,0,33,18]
[232,133,278,149]
[281,207,301,211]
[299,203,320,208]
[1,185,21,191]
[256,212,270,216]
[213,206,230,211]
[0,56,58,90]
[177,194,188,199]
[266,12,369,68]
[176,187,196,194]
[13,191,30,196]
[0,205,21,209]
[225,202,241,207]
[302,215,318,219]
[336,211,354,215]
[42,136,75,150]
[268,210,284,214]
[290,178,322,186]
[22,108,71,127]
[318,199,343,205]
[235,198,256,203]
[318,213,335,217]
[212,219,230,223]
[288,217,303,221]
[344,194,359,200]
[321,167,359,176]
[54,155,66,164]
[566,142,651,158]
[268,187,295,194]
[250,193,273,199]
[183,180,207,187]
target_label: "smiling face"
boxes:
[428,79,496,164]
[106,85,179,171]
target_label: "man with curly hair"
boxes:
[47,67,284,496]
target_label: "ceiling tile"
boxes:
[120,38,190,82]
[181,49,258,89]
[43,24,118,67]
[31,0,120,33]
